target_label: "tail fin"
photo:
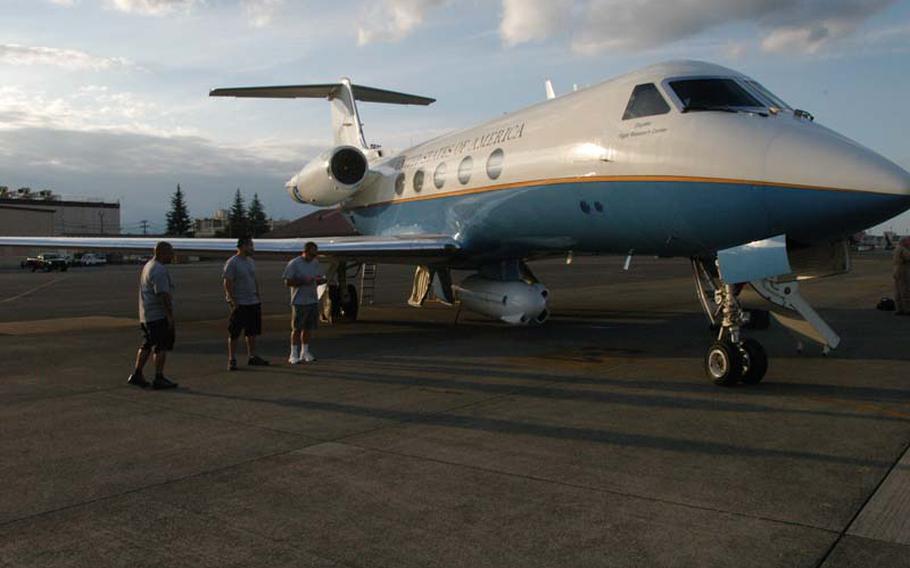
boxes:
[210,79,434,149]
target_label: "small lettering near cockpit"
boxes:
[619,127,669,140]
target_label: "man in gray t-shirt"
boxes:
[282,241,325,364]
[223,236,269,370]
[128,241,178,390]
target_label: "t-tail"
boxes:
[209,79,434,149]
[210,79,433,206]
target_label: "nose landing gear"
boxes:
[694,260,769,386]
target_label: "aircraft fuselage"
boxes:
[336,61,910,263]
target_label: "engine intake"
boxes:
[287,145,369,206]
[331,147,368,185]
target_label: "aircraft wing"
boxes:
[0,234,460,263]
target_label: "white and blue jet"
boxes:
[4,60,909,385]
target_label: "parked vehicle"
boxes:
[77,253,107,266]
[20,253,69,272]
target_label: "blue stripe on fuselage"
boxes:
[344,180,910,259]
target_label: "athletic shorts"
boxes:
[140,319,175,352]
[229,303,262,338]
[292,304,319,332]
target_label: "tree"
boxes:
[247,193,270,237]
[227,188,247,238]
[166,184,193,236]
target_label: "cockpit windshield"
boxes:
[669,78,763,113]
[744,80,792,111]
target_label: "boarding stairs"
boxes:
[360,263,378,305]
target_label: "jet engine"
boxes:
[286,145,369,206]
[453,275,550,325]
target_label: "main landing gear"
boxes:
[322,261,361,324]
[694,259,769,386]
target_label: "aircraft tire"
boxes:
[739,338,768,384]
[705,340,742,386]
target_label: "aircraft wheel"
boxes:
[705,340,742,386]
[739,338,768,384]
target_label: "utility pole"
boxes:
[140,220,149,235]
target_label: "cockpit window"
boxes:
[744,80,791,111]
[669,78,763,112]
[622,83,671,120]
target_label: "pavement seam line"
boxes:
[339,440,838,535]
[0,441,325,530]
[320,366,838,533]
[813,436,910,567]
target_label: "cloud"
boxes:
[243,0,284,28]
[496,0,897,55]
[105,0,199,15]
[500,0,572,46]
[0,44,132,71]
[357,0,447,45]
[0,85,317,171]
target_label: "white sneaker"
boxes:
[288,355,301,365]
[302,351,315,362]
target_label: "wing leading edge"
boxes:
[0,234,460,263]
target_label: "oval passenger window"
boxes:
[434,162,447,189]
[458,156,473,185]
[486,149,504,180]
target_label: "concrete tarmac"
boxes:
[1,254,909,567]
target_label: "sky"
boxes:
[1,0,909,235]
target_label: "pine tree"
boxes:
[166,184,192,236]
[228,188,247,238]
[247,193,270,237]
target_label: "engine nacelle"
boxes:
[454,275,550,325]
[286,145,369,206]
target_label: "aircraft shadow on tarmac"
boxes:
[176,388,893,470]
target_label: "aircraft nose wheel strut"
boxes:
[694,260,769,386]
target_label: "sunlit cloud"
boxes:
[500,0,572,46]
[357,0,447,45]
[105,0,199,16]
[0,44,132,71]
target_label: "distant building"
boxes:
[0,189,121,266]
[193,209,228,238]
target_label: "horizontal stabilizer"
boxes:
[209,83,435,106]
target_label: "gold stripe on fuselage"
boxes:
[345,174,880,212]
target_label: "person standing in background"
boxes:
[894,236,910,315]
[282,241,325,364]
[128,241,178,389]
[224,236,270,370]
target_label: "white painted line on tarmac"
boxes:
[0,275,70,304]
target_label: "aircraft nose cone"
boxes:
[765,125,910,237]
[767,126,909,197]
